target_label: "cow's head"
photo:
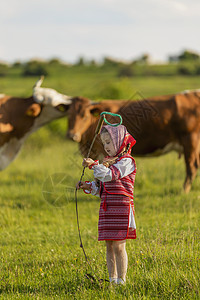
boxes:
[67,97,102,142]
[0,77,72,140]
[0,77,73,170]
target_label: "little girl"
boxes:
[77,124,137,285]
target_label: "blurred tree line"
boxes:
[0,49,200,78]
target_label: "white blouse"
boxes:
[92,157,135,182]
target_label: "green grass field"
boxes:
[0,73,200,299]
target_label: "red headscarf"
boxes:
[101,124,136,156]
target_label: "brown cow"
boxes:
[0,77,71,170]
[67,91,200,193]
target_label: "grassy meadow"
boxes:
[0,71,200,299]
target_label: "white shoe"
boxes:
[109,277,118,284]
[117,278,126,285]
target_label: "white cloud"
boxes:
[150,0,200,17]
[172,1,187,13]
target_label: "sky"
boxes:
[0,0,200,64]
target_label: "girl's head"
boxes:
[100,125,136,157]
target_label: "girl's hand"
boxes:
[76,181,91,190]
[82,158,95,167]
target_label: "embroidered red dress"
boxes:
[98,154,136,241]
[84,124,137,241]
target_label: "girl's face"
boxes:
[101,132,116,157]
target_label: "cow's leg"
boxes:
[182,133,200,193]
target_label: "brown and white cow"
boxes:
[67,91,200,193]
[0,77,71,170]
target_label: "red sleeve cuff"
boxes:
[89,160,99,169]
[83,181,92,194]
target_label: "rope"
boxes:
[75,112,123,284]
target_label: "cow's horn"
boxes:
[32,76,45,103]
[33,75,44,89]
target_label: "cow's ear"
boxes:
[25,103,41,117]
[90,106,102,117]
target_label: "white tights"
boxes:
[106,240,128,283]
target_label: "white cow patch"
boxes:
[0,94,5,99]
[33,87,71,107]
[0,137,26,170]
